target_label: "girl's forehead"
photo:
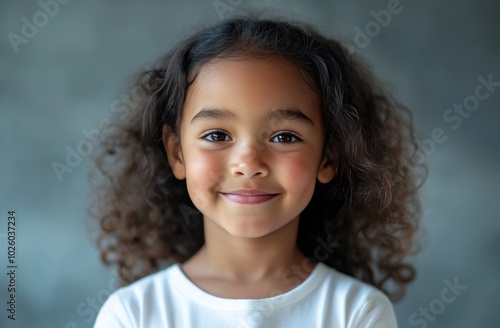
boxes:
[195,56,308,83]
[187,56,318,100]
[184,57,320,115]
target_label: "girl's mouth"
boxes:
[220,191,279,204]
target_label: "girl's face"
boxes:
[163,57,335,239]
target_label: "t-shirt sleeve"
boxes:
[93,292,135,328]
[350,292,398,328]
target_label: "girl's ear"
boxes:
[317,147,337,184]
[162,124,186,180]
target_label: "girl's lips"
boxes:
[221,192,278,204]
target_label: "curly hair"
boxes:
[88,14,426,302]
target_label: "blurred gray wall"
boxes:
[1,0,499,327]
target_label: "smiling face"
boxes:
[163,57,336,239]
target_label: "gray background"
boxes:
[1,0,499,327]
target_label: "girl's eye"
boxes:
[201,131,231,143]
[270,132,302,143]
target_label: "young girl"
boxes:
[91,13,424,328]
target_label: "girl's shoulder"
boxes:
[318,262,385,296]
[112,262,181,298]
[306,262,392,307]
[94,262,397,327]
[94,263,180,327]
[313,263,397,327]
[108,261,389,306]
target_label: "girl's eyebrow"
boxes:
[190,107,315,126]
[190,108,236,123]
[271,108,315,126]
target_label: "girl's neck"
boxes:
[182,215,313,283]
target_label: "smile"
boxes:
[220,192,278,205]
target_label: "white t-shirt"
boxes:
[94,262,397,327]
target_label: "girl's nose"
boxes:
[229,142,269,178]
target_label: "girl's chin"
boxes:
[221,219,292,239]
[207,218,274,239]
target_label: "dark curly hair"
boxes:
[88,13,426,302]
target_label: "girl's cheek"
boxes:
[289,166,312,186]
[189,150,227,185]
[281,152,312,174]
[185,151,226,209]
[280,155,317,187]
